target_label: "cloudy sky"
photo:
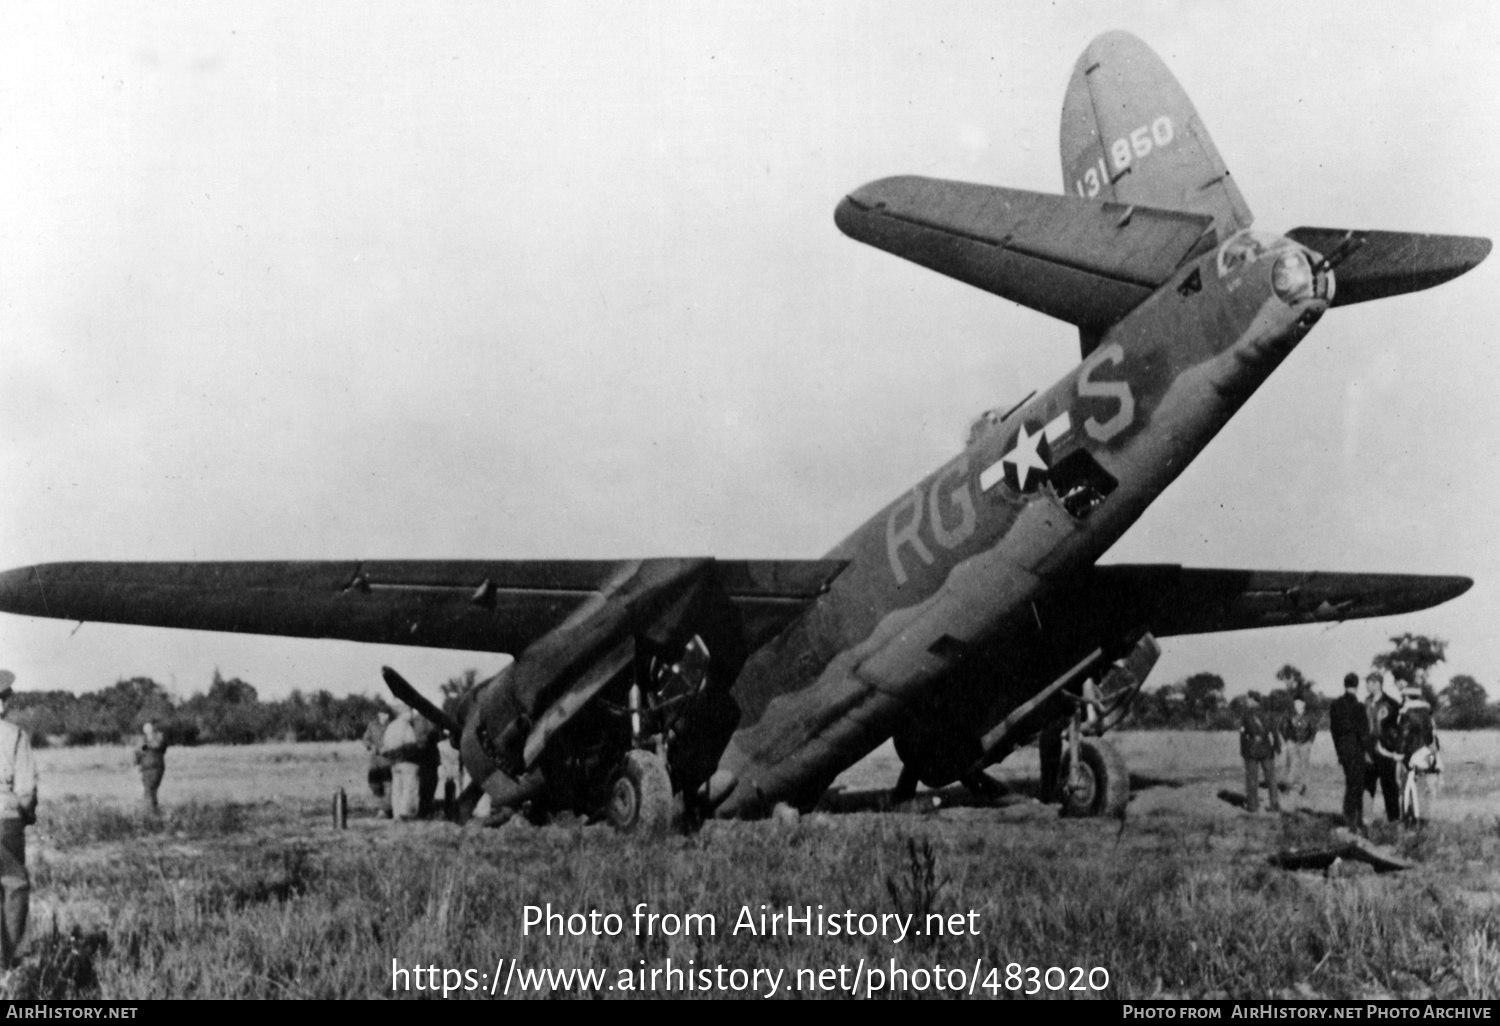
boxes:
[2,1,1496,709]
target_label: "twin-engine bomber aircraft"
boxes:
[0,32,1486,829]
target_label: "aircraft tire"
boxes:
[606,750,673,834]
[1058,737,1128,818]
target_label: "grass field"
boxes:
[9,731,1499,999]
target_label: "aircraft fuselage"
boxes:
[711,229,1332,815]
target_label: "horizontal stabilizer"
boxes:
[1286,228,1490,306]
[0,559,847,656]
[1079,565,1471,636]
[836,176,1214,330]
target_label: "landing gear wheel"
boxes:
[1058,737,1129,818]
[606,750,673,834]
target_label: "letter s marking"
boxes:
[1078,342,1135,442]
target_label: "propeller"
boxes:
[381,665,462,737]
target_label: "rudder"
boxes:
[1061,31,1251,241]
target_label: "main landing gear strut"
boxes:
[1055,709,1129,818]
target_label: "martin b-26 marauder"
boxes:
[0,32,1487,829]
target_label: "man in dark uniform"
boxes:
[134,721,168,815]
[412,714,442,817]
[1366,676,1402,823]
[1329,672,1370,832]
[1239,693,1281,813]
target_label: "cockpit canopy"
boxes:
[1215,230,1284,279]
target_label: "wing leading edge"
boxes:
[0,559,847,656]
[1061,565,1472,638]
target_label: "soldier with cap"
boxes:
[0,671,37,969]
[133,721,168,814]
[1239,692,1282,813]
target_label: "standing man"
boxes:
[412,714,442,818]
[1280,697,1317,797]
[1239,693,1282,813]
[363,711,393,818]
[1330,672,1370,833]
[134,721,168,814]
[381,707,421,821]
[1366,676,1402,823]
[1395,687,1440,824]
[0,671,36,970]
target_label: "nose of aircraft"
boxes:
[1272,249,1316,304]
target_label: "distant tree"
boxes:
[7,690,80,746]
[328,692,392,741]
[1266,665,1324,720]
[184,670,267,743]
[102,676,176,732]
[5,671,396,747]
[1371,634,1446,701]
[207,669,258,705]
[1126,682,1179,728]
[1437,674,1492,730]
[1181,672,1226,725]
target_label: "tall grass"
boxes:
[12,801,1500,999]
[39,797,247,847]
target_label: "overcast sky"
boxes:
[2,1,1497,710]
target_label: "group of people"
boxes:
[1331,672,1442,833]
[363,707,445,820]
[1237,693,1317,813]
[1242,672,1440,828]
[1241,671,1441,830]
[0,667,455,976]
[0,670,153,974]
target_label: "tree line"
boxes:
[6,633,1493,747]
[1127,633,1496,731]
[8,670,392,747]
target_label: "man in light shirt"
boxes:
[0,670,36,970]
[381,707,421,821]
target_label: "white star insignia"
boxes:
[1002,422,1049,490]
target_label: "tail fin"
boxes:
[1061,31,1251,241]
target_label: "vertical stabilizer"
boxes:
[1061,31,1251,240]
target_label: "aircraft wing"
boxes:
[1059,565,1472,637]
[834,176,1216,332]
[0,559,847,655]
